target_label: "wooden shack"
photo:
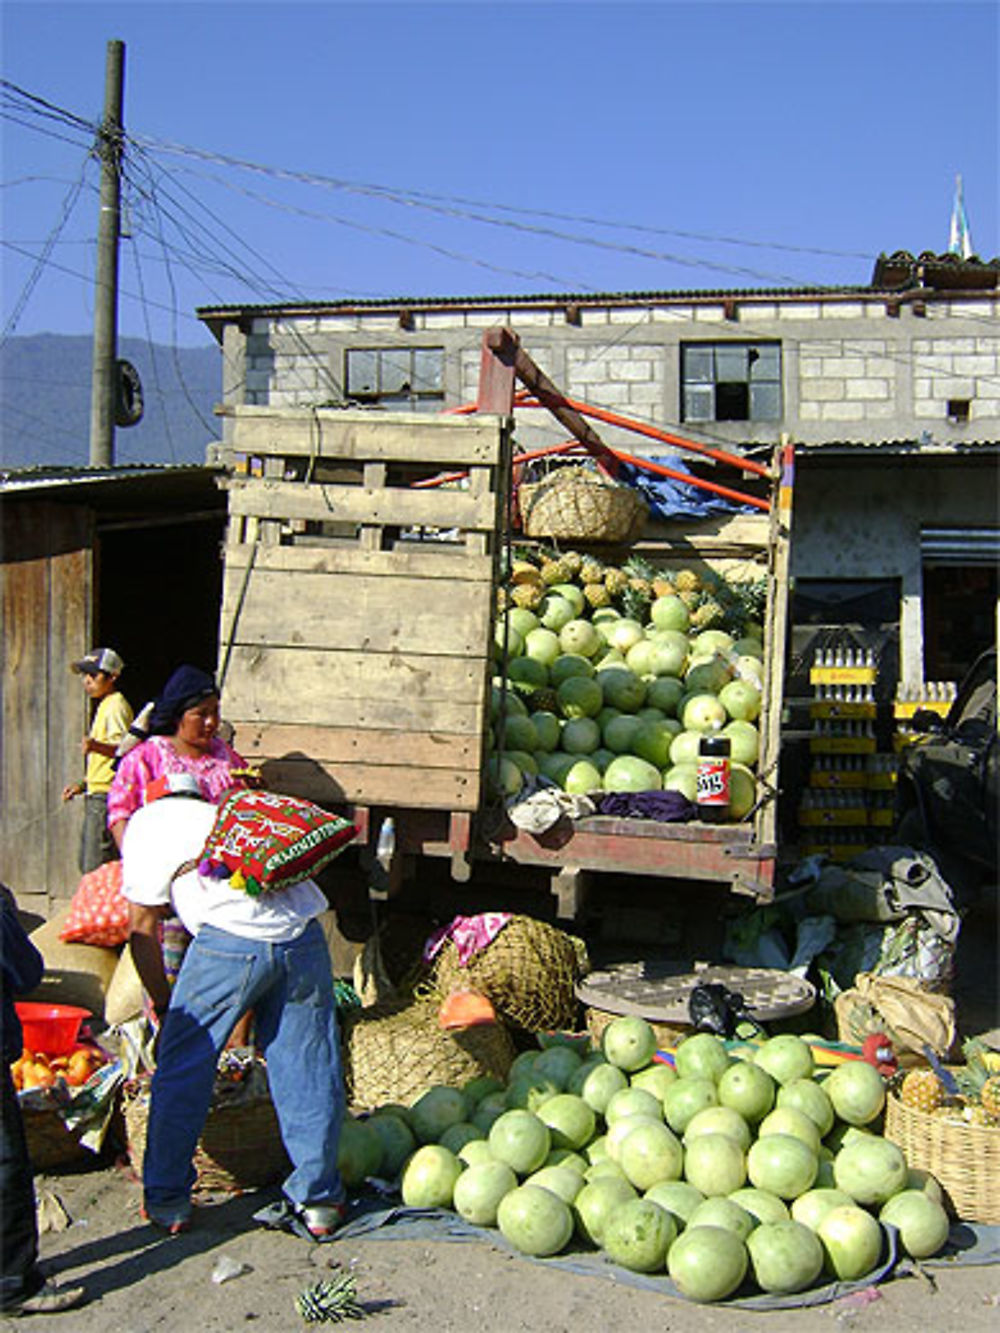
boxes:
[0,465,228,916]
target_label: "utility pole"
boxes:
[88,39,125,467]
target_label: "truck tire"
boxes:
[114,359,144,427]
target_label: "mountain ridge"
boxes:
[0,333,221,469]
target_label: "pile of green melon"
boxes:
[489,552,767,818]
[338,1019,951,1304]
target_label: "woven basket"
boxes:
[342,997,515,1111]
[428,916,588,1036]
[123,1075,289,1193]
[884,1090,1000,1223]
[518,467,647,543]
[22,1104,91,1171]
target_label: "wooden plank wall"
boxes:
[1,501,91,913]
[216,408,511,810]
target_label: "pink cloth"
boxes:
[106,734,247,829]
[422,912,513,966]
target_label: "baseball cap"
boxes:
[144,773,204,804]
[72,647,124,676]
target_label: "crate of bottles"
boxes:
[810,647,878,687]
[893,681,956,721]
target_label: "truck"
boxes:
[213,329,794,920]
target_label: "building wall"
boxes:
[229,292,1000,454]
[212,289,999,688]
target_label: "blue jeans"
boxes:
[143,918,344,1216]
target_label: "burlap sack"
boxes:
[834,971,955,1059]
[27,907,119,1020]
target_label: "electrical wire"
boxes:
[1,150,94,344]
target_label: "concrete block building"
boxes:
[199,250,999,694]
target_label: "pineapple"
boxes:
[623,554,656,584]
[584,582,612,609]
[651,576,676,599]
[621,582,653,624]
[678,589,701,610]
[981,1076,1000,1121]
[510,582,544,611]
[539,557,571,587]
[561,550,584,576]
[956,1037,1000,1122]
[510,559,543,586]
[580,557,605,585]
[690,597,725,631]
[295,1274,364,1324]
[675,568,702,594]
[603,566,629,598]
[900,1068,945,1115]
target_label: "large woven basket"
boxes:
[428,916,588,1036]
[884,1090,1000,1223]
[342,996,515,1111]
[518,467,647,543]
[123,1074,289,1193]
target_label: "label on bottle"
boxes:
[696,736,731,810]
[696,758,731,806]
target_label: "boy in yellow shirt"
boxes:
[62,648,134,872]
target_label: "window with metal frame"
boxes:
[681,342,782,423]
[344,346,444,411]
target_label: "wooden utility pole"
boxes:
[88,39,125,467]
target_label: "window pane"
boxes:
[716,346,749,382]
[413,347,444,393]
[345,349,378,395]
[683,346,714,384]
[716,382,750,420]
[750,382,781,420]
[750,344,781,381]
[683,386,714,421]
[381,348,411,394]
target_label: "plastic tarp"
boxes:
[329,1199,1000,1311]
[618,456,754,520]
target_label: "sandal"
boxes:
[298,1202,347,1239]
[141,1203,192,1236]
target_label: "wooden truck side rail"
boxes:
[216,407,511,823]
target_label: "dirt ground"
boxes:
[7,1157,998,1333]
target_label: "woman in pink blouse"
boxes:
[107,665,247,848]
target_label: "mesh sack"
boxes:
[342,996,515,1111]
[427,915,588,1035]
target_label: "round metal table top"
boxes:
[576,960,815,1025]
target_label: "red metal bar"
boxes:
[516,394,770,478]
[604,444,769,512]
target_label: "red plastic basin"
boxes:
[15,1002,91,1057]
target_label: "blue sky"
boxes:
[1,1,997,347]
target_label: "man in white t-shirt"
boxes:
[122,775,346,1238]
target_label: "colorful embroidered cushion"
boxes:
[59,860,130,947]
[198,789,358,897]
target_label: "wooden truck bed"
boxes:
[216,406,791,904]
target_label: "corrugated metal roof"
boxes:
[196,285,880,323]
[0,462,217,492]
[797,439,1000,456]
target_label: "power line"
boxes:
[1,151,94,344]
